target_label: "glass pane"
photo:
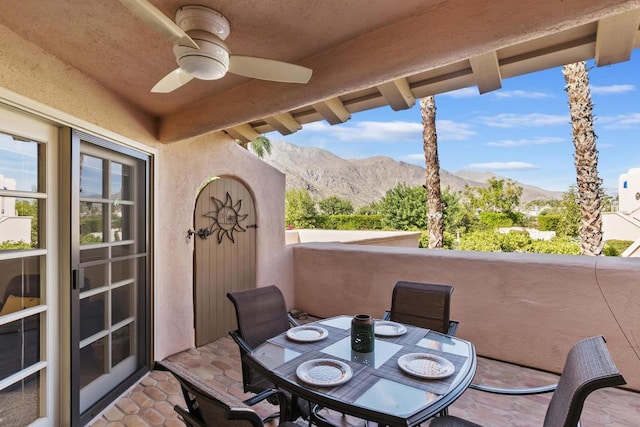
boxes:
[0,313,41,381]
[0,133,39,192]
[79,247,108,264]
[0,371,41,425]
[111,203,132,242]
[80,202,105,244]
[112,284,132,325]
[0,259,40,304]
[112,243,135,258]
[80,337,106,388]
[112,259,134,284]
[83,263,107,291]
[112,324,133,367]
[111,162,132,201]
[80,294,106,341]
[0,198,40,250]
[79,154,104,198]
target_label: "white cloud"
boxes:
[440,87,478,98]
[591,84,635,95]
[466,161,538,171]
[485,136,564,147]
[436,120,477,141]
[596,113,640,129]
[299,119,476,142]
[400,153,425,163]
[494,90,553,99]
[480,113,567,128]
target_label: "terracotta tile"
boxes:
[91,336,640,427]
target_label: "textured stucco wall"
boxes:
[0,21,293,362]
[293,243,640,391]
[155,135,293,359]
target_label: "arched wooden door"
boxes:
[193,177,256,346]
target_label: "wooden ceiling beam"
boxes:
[225,124,260,143]
[376,78,415,111]
[469,51,502,94]
[264,112,302,135]
[595,10,640,66]
[312,97,351,125]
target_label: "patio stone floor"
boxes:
[89,335,640,427]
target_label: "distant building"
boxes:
[602,168,640,256]
[0,174,32,244]
[618,168,640,213]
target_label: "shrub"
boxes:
[603,240,633,256]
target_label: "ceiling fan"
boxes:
[118,0,313,93]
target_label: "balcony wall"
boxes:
[292,243,640,391]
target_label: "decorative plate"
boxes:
[286,325,329,342]
[296,358,353,387]
[397,353,455,379]
[374,321,407,337]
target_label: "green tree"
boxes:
[464,178,523,215]
[285,188,317,229]
[378,184,426,230]
[318,196,354,215]
[556,186,581,237]
[15,199,38,248]
[441,187,472,239]
[356,202,380,215]
[237,135,272,158]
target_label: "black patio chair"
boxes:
[156,360,304,427]
[430,336,626,427]
[226,285,343,427]
[383,281,459,336]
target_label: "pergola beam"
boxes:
[225,124,260,143]
[595,10,640,66]
[469,51,502,94]
[264,112,302,135]
[377,78,415,110]
[312,98,351,125]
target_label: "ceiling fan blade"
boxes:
[118,0,199,49]
[151,68,194,93]
[228,56,312,84]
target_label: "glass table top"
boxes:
[248,315,476,426]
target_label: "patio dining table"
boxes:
[243,315,477,427]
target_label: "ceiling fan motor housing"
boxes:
[173,30,229,80]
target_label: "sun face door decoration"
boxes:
[198,192,248,244]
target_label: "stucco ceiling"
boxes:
[1,0,639,143]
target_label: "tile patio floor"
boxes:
[89,336,640,427]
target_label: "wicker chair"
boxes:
[383,281,459,336]
[156,360,303,427]
[430,336,626,427]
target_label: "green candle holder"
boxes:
[351,314,375,353]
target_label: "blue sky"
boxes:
[268,56,639,194]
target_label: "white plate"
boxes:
[296,358,353,387]
[397,353,455,379]
[375,321,407,337]
[286,325,329,342]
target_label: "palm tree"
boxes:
[237,135,272,158]
[420,95,444,248]
[562,61,603,256]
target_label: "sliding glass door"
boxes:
[70,131,150,425]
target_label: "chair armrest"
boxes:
[447,320,459,336]
[382,310,391,321]
[288,313,300,327]
[242,388,281,406]
[229,329,253,355]
[469,382,557,395]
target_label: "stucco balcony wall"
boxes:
[292,242,640,391]
[286,229,421,247]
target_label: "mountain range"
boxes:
[262,140,564,208]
